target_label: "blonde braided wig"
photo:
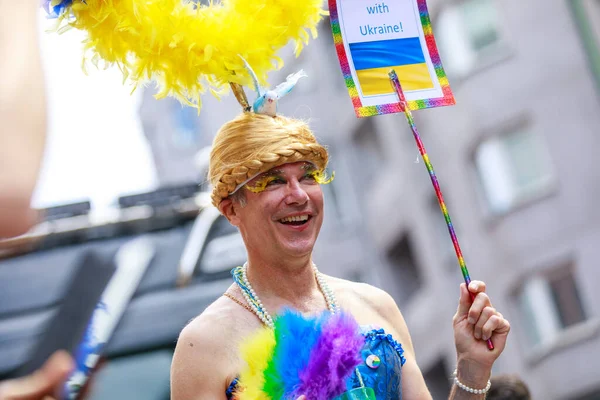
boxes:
[209,113,329,207]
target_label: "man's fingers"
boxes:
[455,283,472,318]
[481,315,501,341]
[482,314,511,341]
[467,292,492,325]
[468,280,486,294]
[474,306,496,340]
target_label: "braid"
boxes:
[209,114,329,207]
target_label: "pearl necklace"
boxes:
[235,262,338,329]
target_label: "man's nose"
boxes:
[284,179,309,205]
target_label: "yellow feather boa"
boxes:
[237,327,276,400]
[52,0,327,110]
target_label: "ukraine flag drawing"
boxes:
[349,37,434,96]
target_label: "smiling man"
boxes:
[170,112,510,400]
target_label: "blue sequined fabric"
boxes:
[225,327,405,400]
[346,327,405,400]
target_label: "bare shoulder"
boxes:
[326,276,398,317]
[324,275,415,354]
[178,290,247,343]
[171,287,259,399]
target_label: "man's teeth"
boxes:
[280,215,309,223]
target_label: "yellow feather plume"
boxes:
[237,327,276,400]
[51,0,328,111]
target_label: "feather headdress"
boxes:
[237,309,364,400]
[41,0,328,111]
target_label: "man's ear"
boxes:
[219,198,241,226]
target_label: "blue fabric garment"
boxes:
[225,326,405,400]
[346,326,406,400]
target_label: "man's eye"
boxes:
[267,178,285,186]
[302,173,317,182]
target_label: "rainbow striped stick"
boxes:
[388,70,494,351]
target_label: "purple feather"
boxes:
[291,312,364,399]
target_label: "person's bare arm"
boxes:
[367,287,433,400]
[371,282,510,400]
[0,0,47,238]
[171,318,231,400]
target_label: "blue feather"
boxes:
[263,309,324,397]
[293,312,363,399]
[239,55,264,97]
[252,96,266,114]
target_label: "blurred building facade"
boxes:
[303,0,599,398]
[137,0,600,398]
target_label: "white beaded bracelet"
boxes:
[452,369,491,395]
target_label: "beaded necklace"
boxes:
[231,262,338,329]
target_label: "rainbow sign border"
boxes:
[328,0,456,118]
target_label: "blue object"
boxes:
[349,38,426,70]
[42,0,74,17]
[225,326,405,400]
[346,327,405,400]
[239,56,306,117]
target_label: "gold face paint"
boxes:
[245,175,280,193]
[307,169,335,185]
[244,168,335,194]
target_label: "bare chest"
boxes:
[337,294,404,340]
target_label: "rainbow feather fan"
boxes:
[41,0,328,110]
[237,309,364,400]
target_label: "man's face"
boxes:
[226,162,325,260]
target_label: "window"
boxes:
[385,235,422,305]
[192,214,244,278]
[517,265,587,347]
[436,0,504,78]
[474,127,555,214]
[201,232,247,275]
